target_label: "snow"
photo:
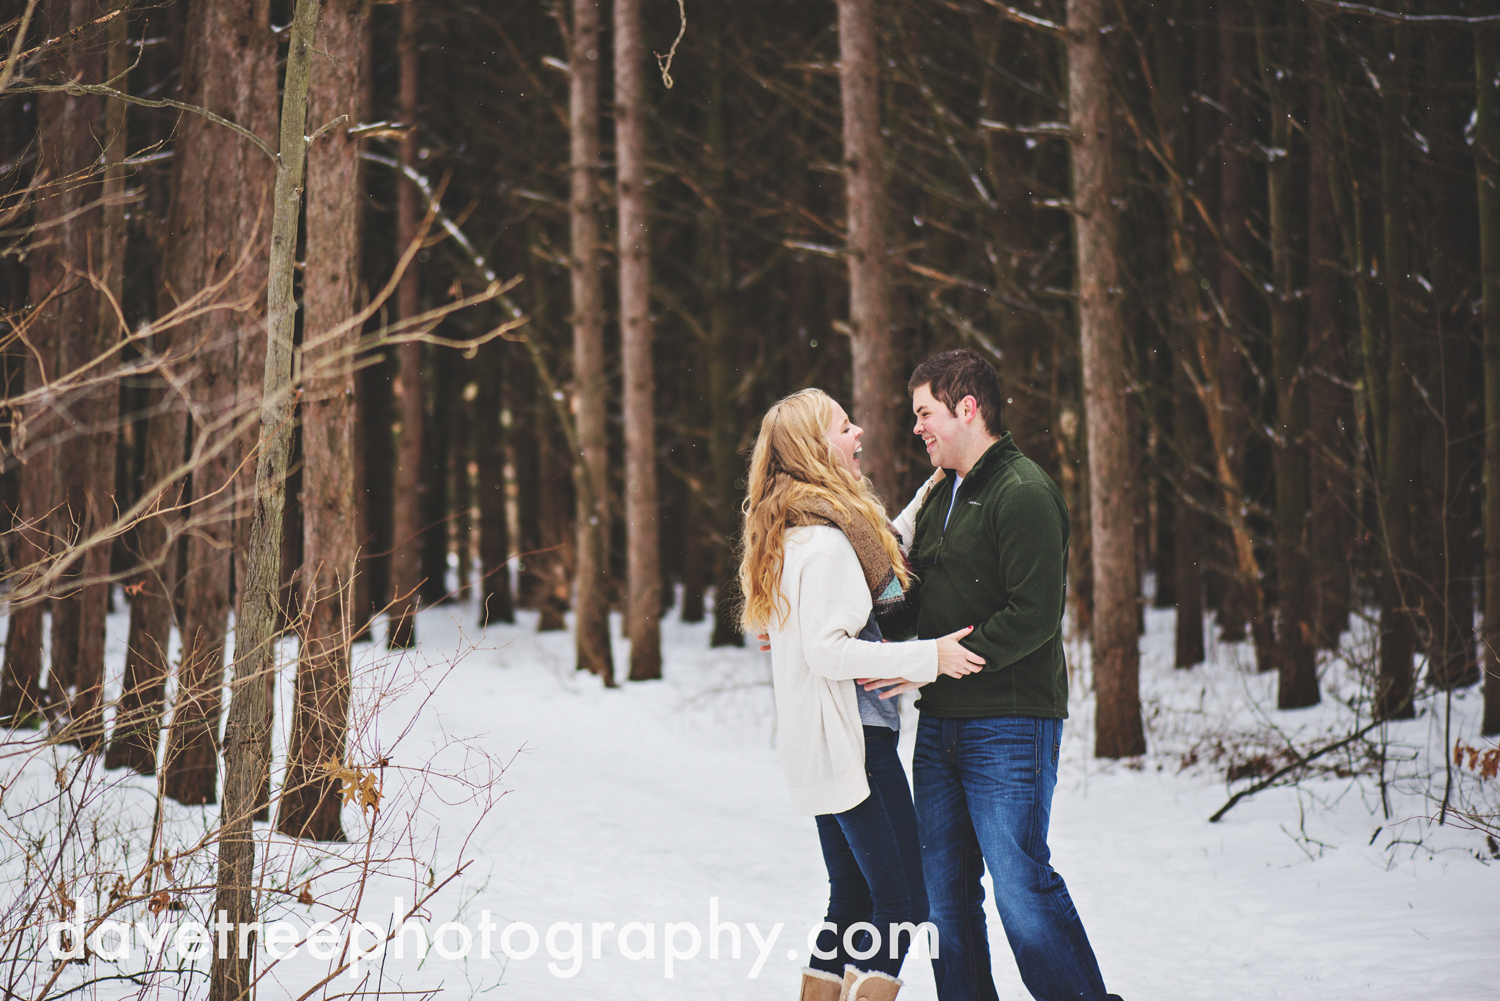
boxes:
[3,597,1497,1000]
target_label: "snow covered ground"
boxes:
[4,595,1498,1000]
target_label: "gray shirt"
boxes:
[855,611,901,730]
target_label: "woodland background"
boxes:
[1,0,1498,882]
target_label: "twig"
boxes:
[976,0,1067,38]
[1307,0,1500,25]
[655,0,687,88]
[0,3,121,79]
[0,0,39,94]
[1209,718,1386,823]
[10,80,278,162]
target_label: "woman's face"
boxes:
[825,400,864,480]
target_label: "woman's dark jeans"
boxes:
[811,725,930,980]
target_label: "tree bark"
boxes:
[1258,3,1317,709]
[701,17,744,650]
[837,0,900,501]
[1477,24,1500,735]
[420,346,452,606]
[1213,3,1255,644]
[616,0,661,681]
[278,0,364,844]
[0,12,74,728]
[1068,0,1143,759]
[1306,28,1353,652]
[41,0,107,751]
[209,1,319,995]
[568,0,615,681]
[1376,15,1416,722]
[162,0,278,806]
[104,0,176,772]
[476,338,514,626]
[388,0,423,649]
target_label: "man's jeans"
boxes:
[812,725,930,979]
[913,715,1107,1001]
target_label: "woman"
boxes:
[738,389,984,1001]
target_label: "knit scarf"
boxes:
[787,499,907,618]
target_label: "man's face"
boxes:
[911,383,968,470]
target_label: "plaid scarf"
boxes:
[787,499,908,618]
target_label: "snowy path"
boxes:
[6,601,1498,1000]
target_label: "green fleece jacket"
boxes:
[906,433,1070,718]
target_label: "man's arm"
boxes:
[962,481,1066,671]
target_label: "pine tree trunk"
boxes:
[0,22,72,727]
[1476,24,1500,736]
[701,19,744,650]
[1069,0,1143,759]
[1214,3,1254,644]
[1258,3,1317,709]
[420,348,452,606]
[1173,364,1207,669]
[476,338,514,625]
[104,0,175,772]
[616,0,661,681]
[1306,35,1353,652]
[568,0,615,681]
[45,0,108,750]
[388,0,424,649]
[1376,17,1416,722]
[278,0,364,843]
[162,0,278,807]
[210,1,319,994]
[837,0,899,501]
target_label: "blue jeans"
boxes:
[913,715,1107,1001]
[812,726,930,979]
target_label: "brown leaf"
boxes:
[297,882,314,907]
[147,891,171,916]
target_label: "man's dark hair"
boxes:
[908,349,1004,436]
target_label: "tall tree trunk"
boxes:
[1477,24,1500,735]
[568,0,615,681]
[279,0,364,843]
[476,338,514,625]
[388,0,423,649]
[1306,29,1353,651]
[1214,3,1255,644]
[0,46,69,728]
[104,0,175,772]
[210,1,318,995]
[1376,15,1416,721]
[1145,0,1212,670]
[702,16,744,650]
[1069,0,1143,759]
[46,0,107,751]
[616,0,661,681]
[162,0,278,806]
[420,347,452,606]
[837,0,899,500]
[1258,3,1317,709]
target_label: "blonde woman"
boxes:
[739,389,984,1001]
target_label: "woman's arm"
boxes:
[788,530,941,682]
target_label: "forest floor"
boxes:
[4,591,1498,1000]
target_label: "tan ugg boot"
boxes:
[844,969,902,1001]
[798,968,844,1001]
[841,965,860,1000]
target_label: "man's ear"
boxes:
[959,395,978,423]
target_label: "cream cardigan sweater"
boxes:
[768,525,939,816]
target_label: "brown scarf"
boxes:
[787,499,908,617]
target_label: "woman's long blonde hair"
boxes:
[738,388,910,631]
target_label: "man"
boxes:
[865,349,1119,1001]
